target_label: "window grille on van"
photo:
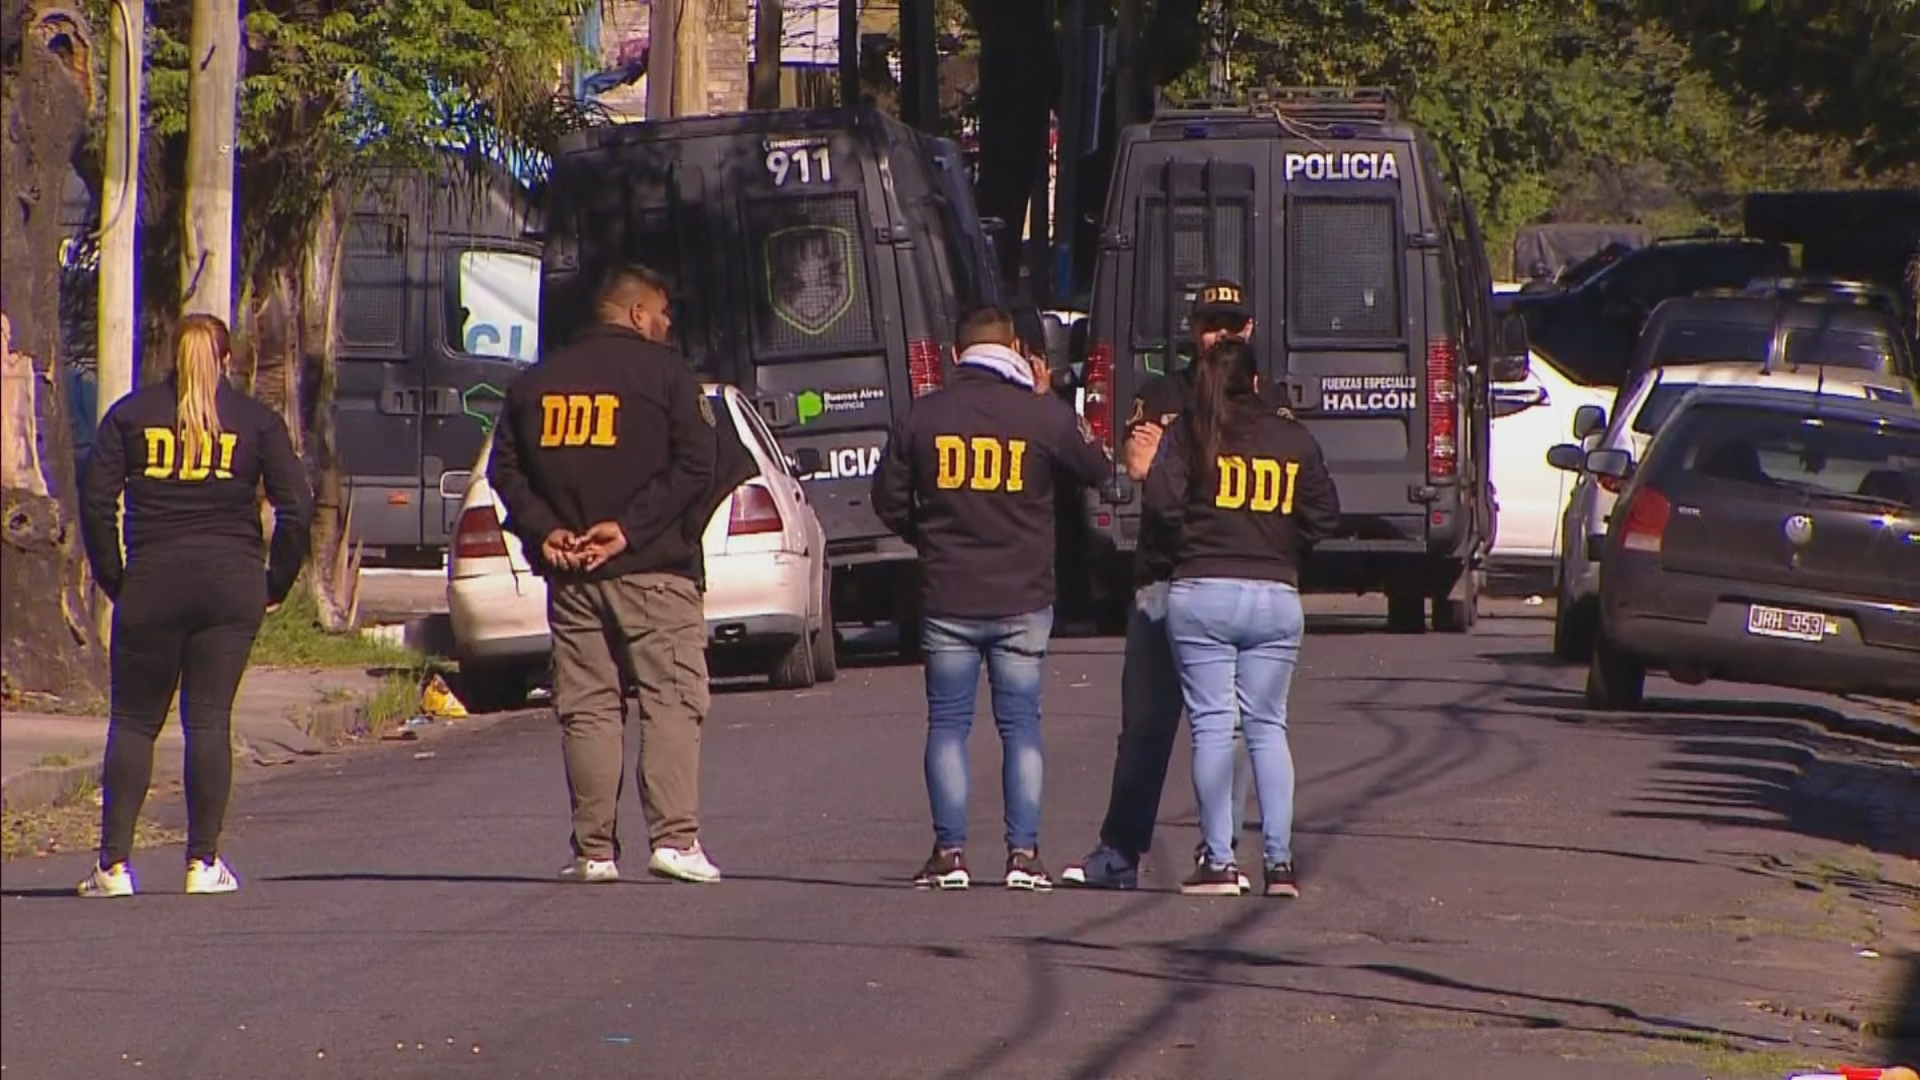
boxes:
[1288,199,1401,340]
[340,214,409,350]
[1133,199,1250,347]
[745,192,878,356]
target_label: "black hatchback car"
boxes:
[1564,385,1920,707]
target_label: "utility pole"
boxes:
[751,0,783,109]
[182,0,242,322]
[96,0,143,638]
[838,0,860,110]
[646,0,678,118]
[97,0,140,422]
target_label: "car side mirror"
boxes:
[1049,366,1082,396]
[1572,404,1607,441]
[1545,443,1587,473]
[756,393,800,431]
[1491,314,1530,383]
[1583,447,1634,480]
[788,447,824,477]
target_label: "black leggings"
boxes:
[99,557,265,868]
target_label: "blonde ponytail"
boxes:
[173,314,231,462]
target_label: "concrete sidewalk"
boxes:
[1,667,397,811]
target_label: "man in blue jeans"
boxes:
[872,306,1112,891]
[1062,281,1261,892]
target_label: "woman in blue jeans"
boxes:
[1142,340,1341,897]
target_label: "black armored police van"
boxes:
[540,105,1004,640]
[1078,87,1530,632]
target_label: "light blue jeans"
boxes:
[922,607,1053,851]
[1166,578,1305,869]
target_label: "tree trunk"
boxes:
[969,0,1057,287]
[751,0,783,109]
[298,198,358,632]
[1,2,105,701]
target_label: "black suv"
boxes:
[1507,235,1793,388]
[1622,295,1918,402]
[1077,87,1528,633]
[541,106,1004,634]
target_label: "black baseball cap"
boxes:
[1192,279,1251,322]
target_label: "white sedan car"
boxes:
[1545,360,1914,662]
[1488,347,1616,567]
[447,383,837,709]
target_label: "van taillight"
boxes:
[1618,487,1671,554]
[1083,339,1115,447]
[453,505,509,560]
[908,338,945,398]
[1426,339,1458,482]
[728,484,784,536]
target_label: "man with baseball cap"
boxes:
[1061,279,1262,892]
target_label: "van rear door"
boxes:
[713,127,911,550]
[1279,142,1430,525]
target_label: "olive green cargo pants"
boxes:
[547,572,709,860]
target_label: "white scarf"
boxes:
[956,343,1035,390]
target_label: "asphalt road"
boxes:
[4,605,1915,1080]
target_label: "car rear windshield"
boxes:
[1288,197,1402,340]
[1658,404,1920,511]
[743,192,881,358]
[1652,322,1902,373]
[1133,196,1253,347]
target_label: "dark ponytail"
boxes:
[1186,338,1261,488]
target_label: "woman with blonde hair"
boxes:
[77,313,313,897]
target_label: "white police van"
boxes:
[1077,87,1531,633]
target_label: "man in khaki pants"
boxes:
[489,264,723,885]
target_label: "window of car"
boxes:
[446,248,541,364]
[1780,328,1900,372]
[726,392,785,474]
[1630,382,1691,436]
[1647,322,1774,366]
[1654,404,1920,511]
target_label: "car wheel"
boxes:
[1552,597,1594,663]
[454,661,532,713]
[810,572,838,684]
[1386,588,1427,634]
[769,628,817,690]
[1584,635,1645,710]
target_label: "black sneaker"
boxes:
[1193,841,1253,894]
[1180,860,1243,896]
[1264,862,1300,899]
[1005,849,1053,892]
[913,848,970,890]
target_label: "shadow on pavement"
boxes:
[1515,694,1919,859]
[257,870,923,893]
[1888,951,1920,1064]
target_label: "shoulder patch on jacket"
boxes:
[698,395,717,428]
[1127,397,1146,426]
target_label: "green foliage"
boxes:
[250,584,420,670]
[110,0,598,286]
[1181,0,1916,263]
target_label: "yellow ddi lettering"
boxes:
[538,393,620,448]
[933,435,1028,492]
[1214,456,1299,514]
[140,428,238,481]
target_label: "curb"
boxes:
[1,695,386,814]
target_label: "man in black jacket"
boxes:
[489,264,722,887]
[872,306,1110,892]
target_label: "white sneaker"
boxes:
[648,842,721,884]
[78,862,135,898]
[185,857,240,895]
[557,857,621,884]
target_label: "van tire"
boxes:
[811,574,839,684]
[1386,589,1427,634]
[1431,566,1478,633]
[1584,636,1645,710]
[894,572,925,663]
[770,629,818,690]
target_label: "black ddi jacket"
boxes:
[81,380,314,603]
[1142,400,1342,586]
[489,324,718,582]
[872,364,1111,619]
